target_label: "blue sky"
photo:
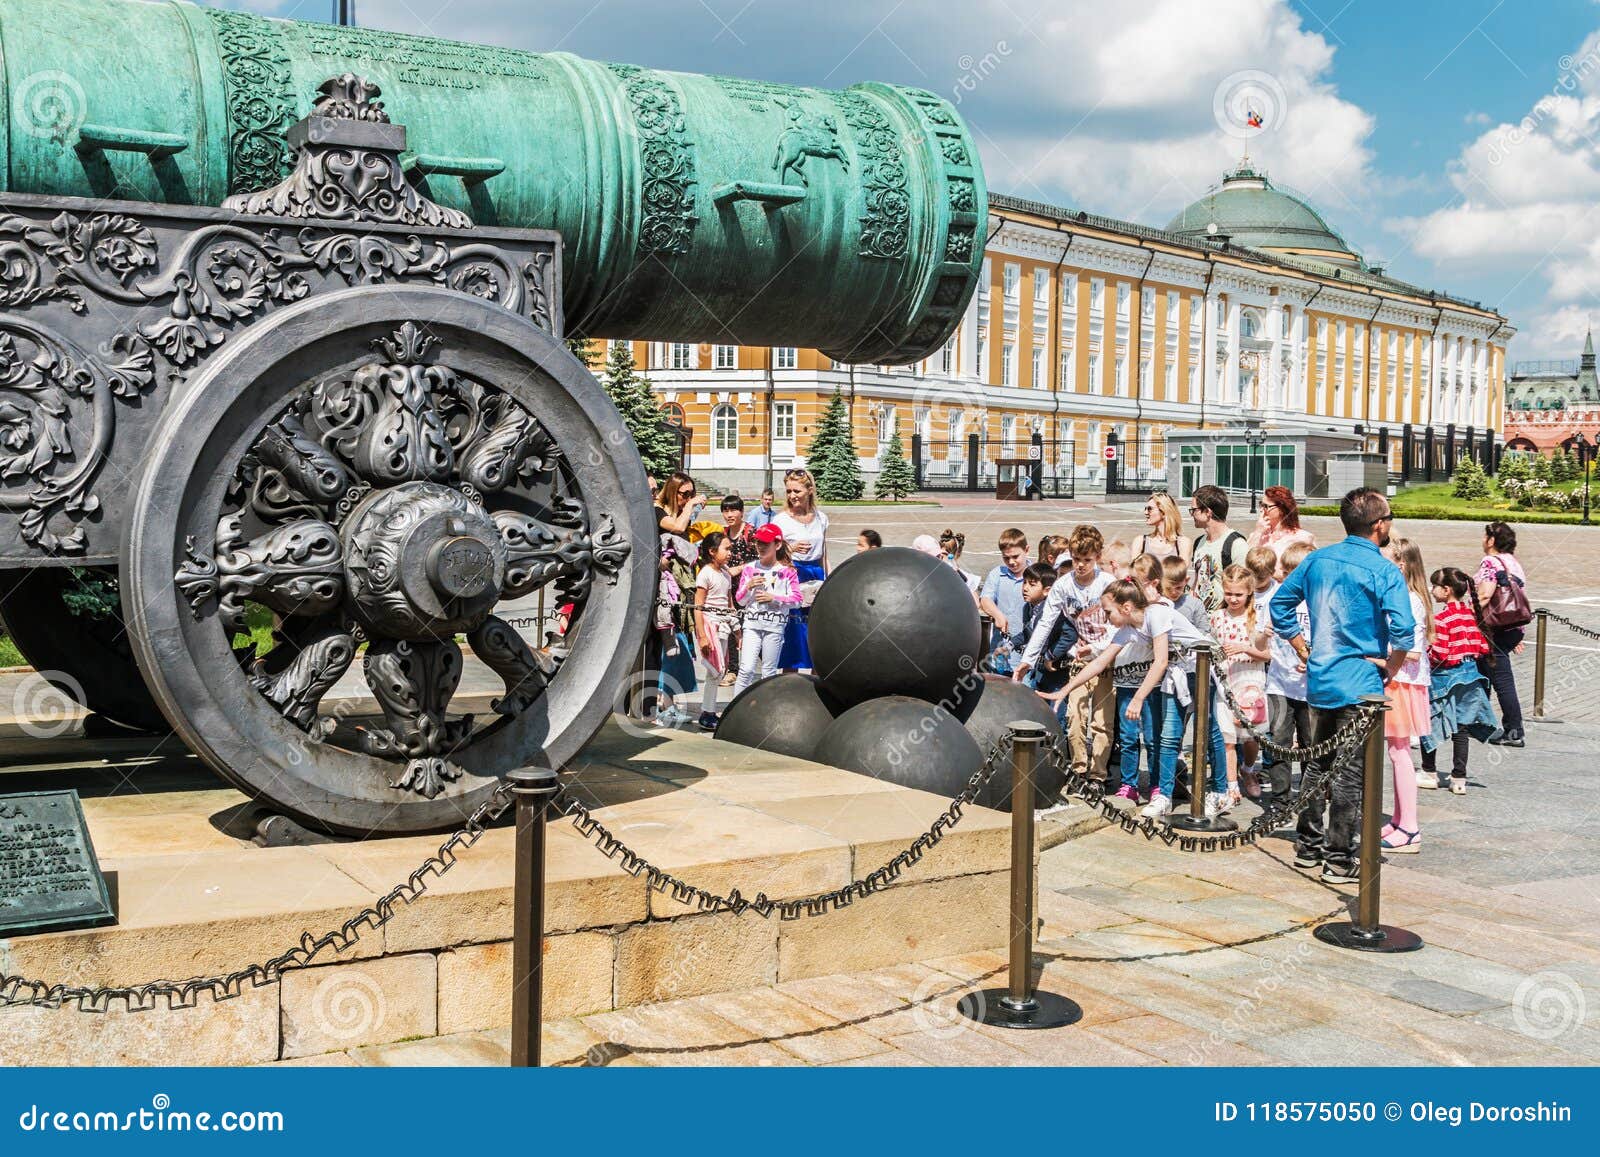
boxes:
[228,0,1600,362]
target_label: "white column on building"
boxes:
[960,285,980,380]
[1202,288,1222,412]
[1224,298,1241,407]
[1267,297,1285,412]
[1291,306,1308,411]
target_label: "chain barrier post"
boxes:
[962,722,1081,1030]
[508,767,560,1066]
[1313,697,1423,954]
[1168,648,1235,833]
[979,613,993,663]
[1533,607,1549,721]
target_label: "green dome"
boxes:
[1165,165,1358,264]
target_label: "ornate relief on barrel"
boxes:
[607,64,699,256]
[204,7,298,195]
[833,92,910,262]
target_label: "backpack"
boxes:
[1192,530,1248,568]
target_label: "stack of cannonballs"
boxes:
[715,546,1063,811]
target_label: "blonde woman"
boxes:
[1132,492,1192,565]
[773,469,829,670]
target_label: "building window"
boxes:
[876,405,897,446]
[712,404,738,452]
[1001,414,1016,446]
[1033,268,1049,306]
[939,338,955,375]
[950,411,965,442]
[1115,355,1127,397]
[1187,364,1198,400]
[713,344,737,370]
[1090,278,1104,315]
[670,342,695,370]
[1164,359,1177,401]
[1002,342,1016,387]
[1240,309,1261,339]
[772,401,795,443]
[1139,357,1151,398]
[915,406,931,441]
[1061,351,1076,393]
[1088,352,1101,391]
[659,401,685,425]
[976,335,987,377]
[1215,443,1295,492]
[1141,289,1155,322]
[1030,346,1044,389]
[774,347,797,369]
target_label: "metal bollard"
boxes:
[961,721,1081,1030]
[1533,608,1549,721]
[508,767,561,1066]
[979,613,993,662]
[1313,696,1423,953]
[1168,649,1235,833]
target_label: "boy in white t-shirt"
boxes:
[1042,576,1226,819]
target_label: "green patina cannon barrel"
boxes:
[0,0,985,362]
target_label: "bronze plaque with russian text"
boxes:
[0,790,114,936]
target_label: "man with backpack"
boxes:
[1189,484,1249,610]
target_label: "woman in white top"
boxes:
[773,468,828,670]
[1381,538,1432,854]
[1132,493,1192,565]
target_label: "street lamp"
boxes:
[1246,427,1266,514]
[1579,433,1593,526]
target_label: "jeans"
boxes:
[1487,628,1524,732]
[1264,693,1312,801]
[1115,686,1162,792]
[731,629,785,698]
[1294,703,1367,872]
[1172,671,1229,797]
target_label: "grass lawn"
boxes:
[0,634,24,668]
[1303,480,1593,525]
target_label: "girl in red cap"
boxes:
[732,524,803,697]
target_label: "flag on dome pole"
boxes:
[1246,107,1264,129]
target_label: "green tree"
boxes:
[1533,452,1554,484]
[1554,446,1578,483]
[875,420,917,501]
[565,334,598,367]
[807,390,863,501]
[1452,454,1490,501]
[600,341,679,478]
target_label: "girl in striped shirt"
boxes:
[1422,567,1500,796]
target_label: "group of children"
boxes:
[991,523,1500,850]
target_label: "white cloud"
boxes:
[1394,28,1600,354]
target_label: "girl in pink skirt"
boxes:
[1382,538,1433,853]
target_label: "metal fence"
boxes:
[1103,437,1166,495]
[910,434,1077,499]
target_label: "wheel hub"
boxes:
[343,481,506,639]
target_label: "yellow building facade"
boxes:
[605,167,1511,498]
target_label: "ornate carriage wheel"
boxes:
[122,285,653,835]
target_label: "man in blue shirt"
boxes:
[1270,487,1414,884]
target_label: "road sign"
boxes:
[1103,445,1118,462]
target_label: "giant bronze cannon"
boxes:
[0,0,985,835]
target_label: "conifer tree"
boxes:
[807,390,863,501]
[601,341,680,478]
[875,420,917,501]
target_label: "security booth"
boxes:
[1162,426,1363,503]
[995,455,1036,500]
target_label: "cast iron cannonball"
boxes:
[810,546,981,713]
[812,695,983,796]
[713,673,843,761]
[959,675,1068,811]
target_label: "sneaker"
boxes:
[719,670,737,687]
[1224,788,1242,812]
[1449,777,1467,796]
[1321,863,1359,884]
[1113,785,1139,802]
[1416,771,1440,790]
[698,711,720,732]
[1489,727,1525,748]
[1203,791,1226,819]
[1141,793,1172,820]
[1293,847,1322,869]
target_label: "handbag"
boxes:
[1481,558,1532,631]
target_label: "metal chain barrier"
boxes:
[1,784,519,1012]
[0,736,1016,1011]
[556,734,1015,919]
[1542,609,1600,641]
[1047,705,1382,854]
